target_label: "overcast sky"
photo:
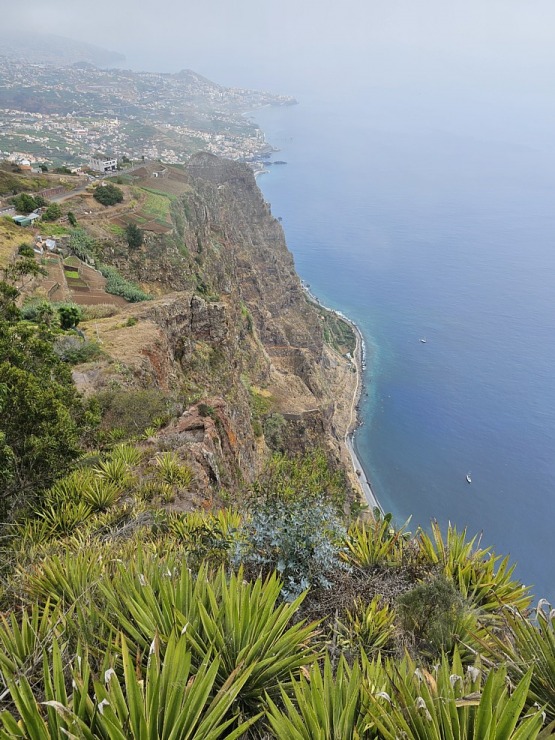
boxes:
[2,0,555,95]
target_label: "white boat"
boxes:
[420,338,427,343]
[466,473,472,484]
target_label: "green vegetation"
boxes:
[97,264,151,302]
[93,182,124,206]
[2,186,555,738]
[125,222,144,249]
[41,202,62,221]
[10,192,46,214]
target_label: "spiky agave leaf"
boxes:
[417,522,531,616]
[90,633,260,739]
[366,648,545,739]
[266,654,382,739]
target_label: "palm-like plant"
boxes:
[344,515,408,568]
[367,649,545,739]
[339,595,396,656]
[0,601,64,682]
[266,655,379,739]
[93,457,135,490]
[489,601,555,722]
[90,633,260,739]
[154,451,193,487]
[98,558,319,713]
[81,478,122,511]
[417,522,531,616]
[0,635,260,739]
[109,442,143,467]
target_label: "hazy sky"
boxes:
[2,0,555,94]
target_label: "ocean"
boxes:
[253,93,555,602]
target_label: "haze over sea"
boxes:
[253,79,555,602]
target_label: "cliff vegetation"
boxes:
[0,155,554,737]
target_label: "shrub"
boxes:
[17,243,34,257]
[95,388,173,439]
[54,336,102,363]
[93,182,124,206]
[41,203,62,222]
[97,264,151,302]
[396,575,470,657]
[235,495,347,600]
[125,222,144,249]
[57,303,82,329]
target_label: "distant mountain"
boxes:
[1,32,124,68]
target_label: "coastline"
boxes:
[301,282,383,513]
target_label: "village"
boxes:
[0,58,292,170]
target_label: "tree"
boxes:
[125,222,144,249]
[0,321,85,518]
[41,203,62,222]
[58,304,82,330]
[67,211,77,227]
[39,164,48,172]
[93,183,124,206]
[12,193,38,214]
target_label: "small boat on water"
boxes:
[420,338,427,343]
[466,473,472,484]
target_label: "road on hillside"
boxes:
[50,161,153,203]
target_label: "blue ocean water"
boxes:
[253,96,555,601]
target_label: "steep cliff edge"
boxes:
[71,154,361,506]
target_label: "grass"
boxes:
[107,223,125,236]
[0,218,26,268]
[140,188,172,222]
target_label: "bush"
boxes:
[97,264,151,302]
[58,304,82,329]
[95,388,173,438]
[397,575,468,657]
[235,495,347,600]
[11,193,38,214]
[93,182,123,206]
[17,243,35,257]
[125,223,143,249]
[53,336,102,364]
[41,203,62,222]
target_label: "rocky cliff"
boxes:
[74,154,360,507]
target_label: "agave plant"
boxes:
[339,595,396,656]
[0,633,259,739]
[109,442,143,467]
[81,478,122,512]
[266,654,381,739]
[344,514,408,568]
[0,601,65,683]
[154,451,193,487]
[489,600,555,722]
[89,633,260,739]
[98,557,319,713]
[36,500,93,537]
[19,549,106,607]
[93,457,135,490]
[417,521,531,616]
[367,649,545,739]
[42,468,96,507]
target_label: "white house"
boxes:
[89,155,118,173]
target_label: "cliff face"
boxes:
[75,154,359,504]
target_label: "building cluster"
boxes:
[0,58,289,169]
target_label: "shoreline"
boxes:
[301,282,383,513]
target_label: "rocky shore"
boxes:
[300,283,382,512]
